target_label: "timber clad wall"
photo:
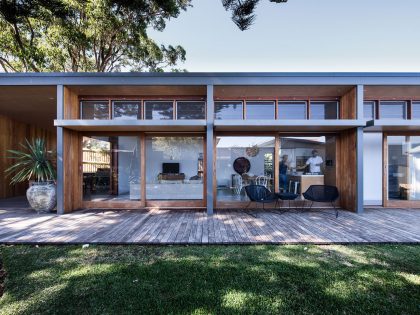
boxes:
[63,129,82,212]
[0,115,56,199]
[337,129,357,211]
[340,87,357,119]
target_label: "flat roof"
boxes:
[2,72,420,86]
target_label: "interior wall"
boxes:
[145,137,203,183]
[216,147,273,187]
[0,115,56,199]
[117,136,140,195]
[363,133,383,205]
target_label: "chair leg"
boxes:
[331,201,338,218]
[246,201,252,209]
[309,201,313,211]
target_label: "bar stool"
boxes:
[288,180,300,194]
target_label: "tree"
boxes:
[0,0,190,72]
[222,0,288,31]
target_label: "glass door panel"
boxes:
[278,135,337,195]
[82,136,141,201]
[387,136,420,201]
[216,136,275,202]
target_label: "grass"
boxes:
[0,245,419,315]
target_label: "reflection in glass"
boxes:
[144,101,174,120]
[278,101,307,119]
[214,101,243,120]
[364,101,375,120]
[411,102,420,119]
[279,136,336,194]
[82,136,141,201]
[216,137,275,202]
[113,101,141,120]
[146,137,204,200]
[387,136,420,200]
[379,101,406,119]
[246,101,275,120]
[176,101,206,119]
[310,101,339,120]
[81,101,109,119]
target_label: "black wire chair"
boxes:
[302,185,340,218]
[244,185,279,210]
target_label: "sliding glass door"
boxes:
[82,135,141,202]
[386,135,420,204]
[81,133,205,208]
[216,136,275,204]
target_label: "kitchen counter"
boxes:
[288,174,324,194]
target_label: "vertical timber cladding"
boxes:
[0,115,56,199]
[337,128,357,211]
[336,86,358,211]
[62,87,82,212]
[340,87,357,119]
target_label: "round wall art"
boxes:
[245,145,259,157]
[233,157,251,175]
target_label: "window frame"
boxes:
[363,100,376,120]
[378,100,407,120]
[309,101,340,120]
[80,100,111,120]
[111,100,142,120]
[245,100,276,120]
[214,100,244,120]
[144,100,175,120]
[277,100,308,120]
[175,100,206,120]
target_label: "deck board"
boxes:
[0,205,419,244]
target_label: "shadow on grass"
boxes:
[0,245,419,315]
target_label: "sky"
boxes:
[149,0,420,72]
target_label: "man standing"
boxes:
[279,154,289,191]
[304,149,323,174]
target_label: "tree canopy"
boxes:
[222,0,287,31]
[0,0,190,72]
[0,0,286,72]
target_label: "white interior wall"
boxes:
[117,137,140,195]
[216,147,273,187]
[145,137,203,183]
[363,133,383,205]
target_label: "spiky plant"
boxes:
[5,138,56,185]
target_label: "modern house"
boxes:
[1,72,420,214]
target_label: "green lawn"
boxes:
[0,245,419,315]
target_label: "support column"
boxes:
[56,85,64,214]
[206,84,214,215]
[356,85,364,120]
[356,84,364,213]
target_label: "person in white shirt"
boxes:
[303,150,323,174]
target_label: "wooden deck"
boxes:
[1,197,419,244]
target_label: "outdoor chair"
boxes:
[244,185,279,210]
[231,174,243,195]
[302,185,340,218]
[256,175,269,188]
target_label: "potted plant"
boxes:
[5,138,57,213]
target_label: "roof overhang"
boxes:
[2,72,420,86]
[364,119,420,132]
[54,120,206,132]
[214,120,365,132]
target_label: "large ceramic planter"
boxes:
[26,182,56,213]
